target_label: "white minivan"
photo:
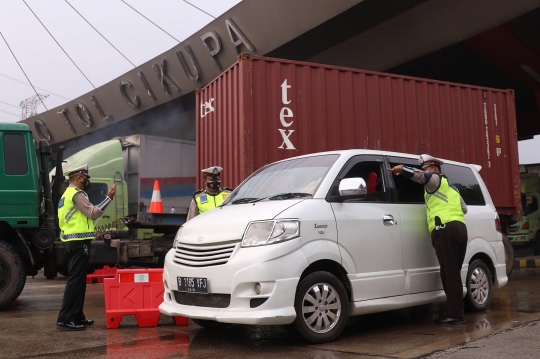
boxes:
[159,150,508,343]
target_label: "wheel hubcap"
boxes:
[470,267,489,305]
[301,282,341,334]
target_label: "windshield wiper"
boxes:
[231,197,259,204]
[250,192,312,203]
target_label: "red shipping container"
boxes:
[196,53,521,219]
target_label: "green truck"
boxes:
[508,171,540,254]
[0,123,188,309]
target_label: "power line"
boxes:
[183,1,216,19]
[0,31,48,110]
[64,0,136,67]
[0,72,70,101]
[0,108,20,117]
[22,0,95,88]
[121,0,180,42]
[0,100,20,109]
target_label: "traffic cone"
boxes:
[149,180,163,213]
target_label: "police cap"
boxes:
[418,154,444,169]
[202,166,223,177]
[64,164,91,178]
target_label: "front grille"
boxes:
[173,291,230,308]
[509,225,520,233]
[173,241,239,267]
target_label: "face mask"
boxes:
[82,177,91,191]
[206,180,220,191]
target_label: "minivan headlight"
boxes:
[173,226,183,248]
[242,220,300,247]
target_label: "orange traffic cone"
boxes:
[149,180,163,213]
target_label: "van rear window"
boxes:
[443,165,486,206]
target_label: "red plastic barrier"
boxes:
[103,268,188,328]
[86,265,118,284]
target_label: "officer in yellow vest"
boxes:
[387,154,468,325]
[186,166,232,221]
[56,164,116,331]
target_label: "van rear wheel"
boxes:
[291,271,349,343]
[464,259,493,312]
[0,241,26,310]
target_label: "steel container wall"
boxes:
[122,135,196,214]
[197,54,521,216]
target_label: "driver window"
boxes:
[343,161,387,202]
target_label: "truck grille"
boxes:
[173,241,239,267]
[509,225,520,233]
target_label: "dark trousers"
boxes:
[431,221,468,318]
[57,240,91,324]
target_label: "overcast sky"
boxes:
[1,0,538,164]
[0,0,240,120]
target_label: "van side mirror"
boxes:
[339,178,367,197]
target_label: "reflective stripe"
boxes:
[62,232,95,240]
[65,205,78,223]
[430,191,448,203]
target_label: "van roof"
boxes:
[275,149,478,169]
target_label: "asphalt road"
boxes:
[1,268,539,359]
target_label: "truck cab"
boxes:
[0,123,60,309]
[508,173,540,253]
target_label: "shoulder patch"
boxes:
[58,198,65,209]
[199,194,208,204]
[193,189,205,199]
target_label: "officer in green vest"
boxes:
[56,164,116,331]
[186,166,232,221]
[387,154,468,325]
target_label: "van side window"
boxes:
[329,160,387,202]
[388,160,425,204]
[3,134,28,175]
[443,164,486,206]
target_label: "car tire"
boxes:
[192,319,232,330]
[464,259,493,312]
[502,234,515,277]
[291,271,349,344]
[0,241,26,310]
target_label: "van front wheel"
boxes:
[292,271,349,343]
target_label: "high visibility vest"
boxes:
[424,176,466,233]
[195,189,232,214]
[58,186,95,242]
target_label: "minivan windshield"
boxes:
[225,154,339,205]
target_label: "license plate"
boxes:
[177,276,208,294]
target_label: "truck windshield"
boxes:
[226,154,339,205]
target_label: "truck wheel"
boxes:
[464,259,493,312]
[291,271,349,343]
[0,241,26,310]
[192,319,232,329]
[502,234,515,277]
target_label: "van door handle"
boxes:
[383,215,397,226]
[103,215,110,219]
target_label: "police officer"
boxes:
[387,154,468,324]
[56,164,116,331]
[186,166,232,221]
